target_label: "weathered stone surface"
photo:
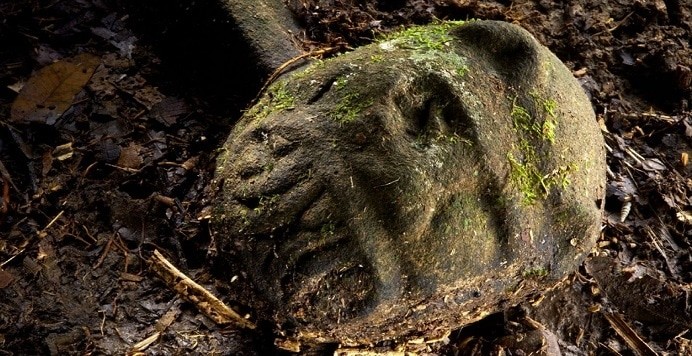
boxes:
[212,20,606,344]
[220,0,302,73]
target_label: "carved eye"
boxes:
[249,127,269,143]
[269,133,296,158]
[403,88,473,149]
[398,74,472,147]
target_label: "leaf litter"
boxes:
[10,53,100,125]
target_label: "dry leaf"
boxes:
[150,97,187,126]
[677,211,692,225]
[117,143,143,169]
[7,81,24,93]
[0,269,15,288]
[640,158,666,171]
[10,53,100,124]
[41,150,54,177]
[52,142,74,161]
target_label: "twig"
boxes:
[251,46,340,107]
[148,250,255,330]
[130,300,181,353]
[645,226,678,276]
[606,107,689,123]
[335,350,409,356]
[594,11,634,36]
[37,210,64,239]
[603,311,657,356]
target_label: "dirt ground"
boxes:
[0,0,690,355]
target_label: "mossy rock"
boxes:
[212,20,606,345]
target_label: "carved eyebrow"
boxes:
[307,78,334,104]
[307,71,354,104]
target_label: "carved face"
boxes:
[212,21,605,343]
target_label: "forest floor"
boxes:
[0,0,690,355]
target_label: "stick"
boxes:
[148,250,255,330]
[603,311,657,356]
[250,46,340,107]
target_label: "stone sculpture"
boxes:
[212,20,606,344]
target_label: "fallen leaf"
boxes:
[6,81,24,93]
[117,143,143,169]
[677,211,692,225]
[640,158,666,171]
[0,269,14,288]
[10,53,100,124]
[150,97,187,126]
[52,142,74,161]
[42,150,53,176]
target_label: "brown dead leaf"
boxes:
[150,97,187,126]
[10,53,100,124]
[41,150,53,177]
[0,269,15,288]
[117,143,143,169]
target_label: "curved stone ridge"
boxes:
[212,20,606,344]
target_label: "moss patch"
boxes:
[522,266,549,278]
[370,54,384,63]
[245,81,295,122]
[328,73,375,124]
[531,91,558,143]
[381,21,469,78]
[332,93,374,124]
[382,21,465,51]
[508,96,574,204]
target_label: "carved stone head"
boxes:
[212,20,605,344]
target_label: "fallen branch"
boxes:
[148,249,255,330]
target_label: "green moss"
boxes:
[370,54,384,63]
[333,75,350,90]
[328,73,374,124]
[444,132,472,145]
[382,21,468,79]
[255,195,280,214]
[332,92,374,124]
[383,21,465,51]
[508,96,573,205]
[507,152,540,204]
[530,92,558,143]
[541,117,557,143]
[410,51,468,78]
[320,223,336,237]
[377,21,469,78]
[522,266,549,278]
[239,211,249,226]
[245,81,295,122]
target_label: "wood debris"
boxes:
[148,250,255,330]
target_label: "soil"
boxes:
[0,0,690,355]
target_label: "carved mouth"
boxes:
[224,138,383,323]
[231,192,380,325]
[277,228,378,325]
